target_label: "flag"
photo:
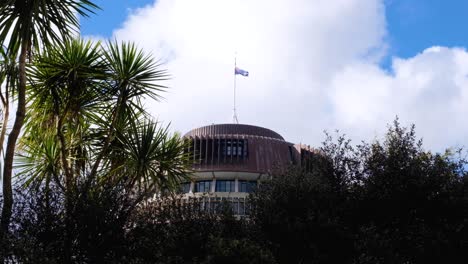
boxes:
[235,67,249,77]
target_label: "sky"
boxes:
[80,0,468,152]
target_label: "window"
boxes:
[178,182,191,193]
[215,180,236,192]
[222,139,247,157]
[194,180,212,193]
[239,181,257,193]
[185,138,249,164]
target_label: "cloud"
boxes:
[111,0,467,151]
[330,47,468,150]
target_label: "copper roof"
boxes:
[184,124,284,141]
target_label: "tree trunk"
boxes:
[1,40,27,236]
[0,96,9,156]
[89,85,128,180]
[58,114,74,264]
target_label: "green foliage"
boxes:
[17,38,189,195]
[104,41,168,104]
[250,166,354,264]
[113,120,188,191]
[2,38,192,261]
[352,120,468,263]
[0,45,18,94]
[1,187,274,263]
[0,0,98,55]
[202,237,276,264]
[0,0,100,243]
[250,119,468,264]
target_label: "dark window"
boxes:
[221,139,247,157]
[185,138,250,164]
[215,180,236,192]
[194,180,212,193]
[289,145,296,164]
[239,181,257,193]
[243,139,248,157]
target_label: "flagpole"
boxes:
[233,52,239,124]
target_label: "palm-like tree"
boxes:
[17,38,190,261]
[0,0,99,236]
[0,46,18,157]
[20,38,189,207]
[112,119,189,194]
[89,41,169,179]
[24,39,107,191]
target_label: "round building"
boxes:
[180,123,300,215]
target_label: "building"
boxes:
[179,123,315,215]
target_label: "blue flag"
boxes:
[235,67,249,77]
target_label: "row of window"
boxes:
[186,138,249,165]
[179,180,257,193]
[224,140,246,157]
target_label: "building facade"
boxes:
[180,123,314,215]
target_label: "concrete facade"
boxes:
[179,123,314,215]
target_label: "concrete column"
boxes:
[190,181,194,193]
[235,178,239,192]
[211,178,216,193]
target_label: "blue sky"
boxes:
[385,0,468,66]
[79,0,468,151]
[80,0,154,37]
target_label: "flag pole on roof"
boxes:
[233,53,249,124]
[233,52,239,124]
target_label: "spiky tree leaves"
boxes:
[89,41,169,179]
[104,41,168,104]
[19,38,189,199]
[0,0,99,238]
[112,120,189,193]
[0,0,99,54]
[15,38,189,262]
[29,39,107,113]
[20,39,106,190]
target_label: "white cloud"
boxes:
[111,0,468,152]
[331,47,468,150]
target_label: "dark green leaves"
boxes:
[113,119,190,192]
[103,41,168,117]
[0,0,99,55]
[19,38,188,195]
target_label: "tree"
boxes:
[353,120,468,263]
[20,38,186,194]
[6,38,191,262]
[0,0,99,238]
[250,165,355,264]
[249,120,468,264]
